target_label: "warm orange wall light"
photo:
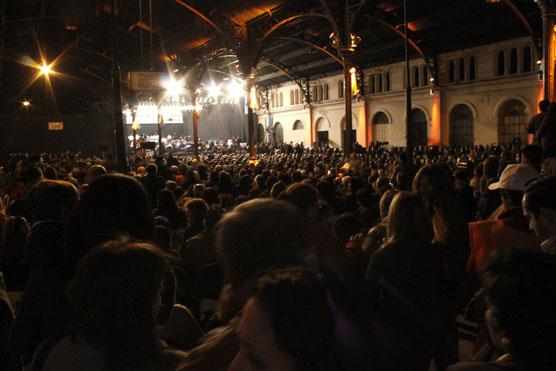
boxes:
[429,92,442,145]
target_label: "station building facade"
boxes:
[255,36,541,148]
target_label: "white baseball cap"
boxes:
[488,163,540,191]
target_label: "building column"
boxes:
[429,87,442,146]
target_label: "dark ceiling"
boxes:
[0,0,542,114]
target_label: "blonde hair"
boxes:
[386,192,434,244]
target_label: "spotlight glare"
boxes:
[227,79,245,99]
[206,83,222,99]
[163,78,184,98]
[39,64,52,76]
[22,100,31,107]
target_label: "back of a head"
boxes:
[202,187,218,206]
[333,213,362,244]
[156,188,177,213]
[69,174,154,252]
[539,99,550,112]
[522,145,543,165]
[185,198,208,222]
[217,199,305,287]
[387,191,433,244]
[252,268,340,371]
[146,163,158,176]
[26,180,79,223]
[412,164,454,196]
[87,165,107,183]
[481,247,556,370]
[524,176,556,214]
[282,183,318,216]
[69,237,167,362]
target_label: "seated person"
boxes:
[34,237,187,371]
[449,248,556,371]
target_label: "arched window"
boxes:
[510,48,518,74]
[271,93,275,108]
[279,92,283,107]
[377,74,383,92]
[497,50,506,76]
[290,90,294,105]
[422,66,429,86]
[372,112,390,144]
[411,108,428,147]
[413,66,420,87]
[323,84,329,100]
[523,46,532,73]
[469,56,476,80]
[294,89,299,105]
[449,104,474,146]
[293,120,304,130]
[312,86,318,102]
[385,72,391,91]
[338,80,344,98]
[497,99,528,146]
[318,85,324,102]
[459,58,465,81]
[448,60,455,82]
[273,122,284,144]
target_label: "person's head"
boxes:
[489,164,540,210]
[539,99,550,113]
[26,180,79,223]
[156,188,178,214]
[412,164,454,206]
[333,213,362,244]
[541,157,556,177]
[216,199,305,289]
[184,198,208,225]
[229,268,339,371]
[68,174,154,261]
[521,145,543,171]
[523,176,556,241]
[85,165,107,184]
[218,171,234,192]
[146,163,158,176]
[270,181,286,199]
[386,191,433,244]
[1,216,29,255]
[202,187,218,206]
[480,247,556,370]
[282,183,319,220]
[68,237,168,367]
[192,183,205,198]
[379,189,398,221]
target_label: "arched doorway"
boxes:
[411,108,428,147]
[372,112,390,144]
[293,120,304,130]
[257,124,265,143]
[315,118,329,146]
[449,104,474,146]
[497,99,528,146]
[273,122,284,144]
[340,116,357,148]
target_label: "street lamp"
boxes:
[39,64,52,76]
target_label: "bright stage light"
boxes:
[206,83,222,99]
[227,79,245,99]
[22,100,31,107]
[163,78,184,98]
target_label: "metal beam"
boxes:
[255,58,337,83]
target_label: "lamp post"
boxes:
[536,0,556,100]
[110,0,127,173]
[404,0,413,153]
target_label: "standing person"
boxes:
[366,192,440,371]
[527,99,549,144]
[467,164,541,290]
[140,164,166,208]
[413,164,469,370]
[448,248,556,371]
[536,102,556,158]
[522,176,556,255]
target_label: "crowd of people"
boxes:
[1,135,556,370]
